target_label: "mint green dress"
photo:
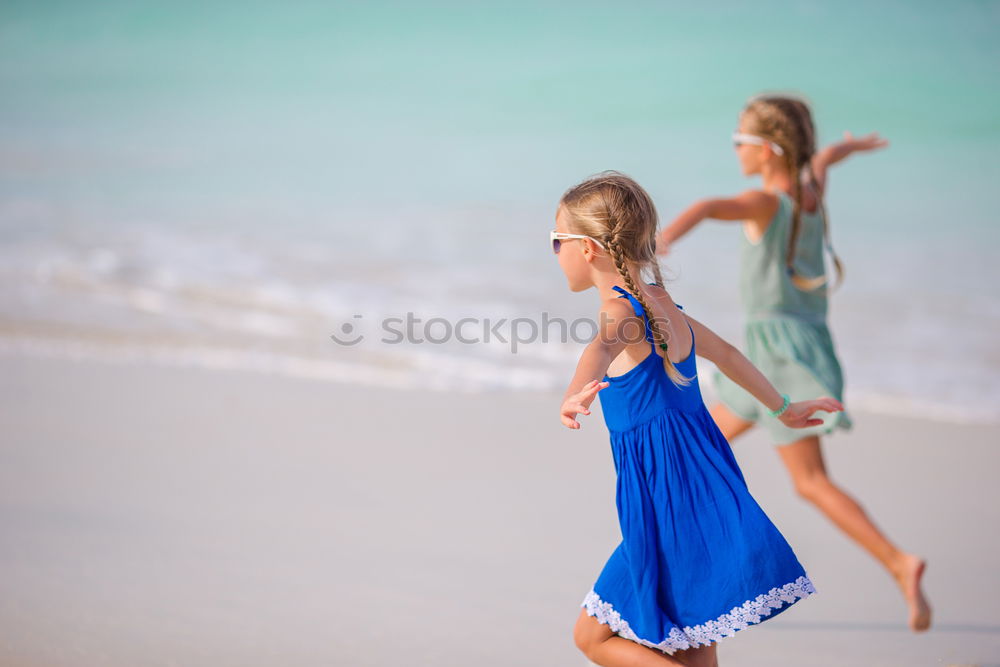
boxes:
[713,190,853,445]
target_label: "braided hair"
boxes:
[559,171,691,387]
[742,95,844,291]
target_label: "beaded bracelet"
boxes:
[768,393,791,417]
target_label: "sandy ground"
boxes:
[0,353,997,666]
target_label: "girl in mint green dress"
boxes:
[656,95,931,633]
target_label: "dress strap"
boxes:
[611,285,656,350]
[611,285,642,316]
[632,283,695,356]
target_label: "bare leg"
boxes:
[777,435,932,632]
[574,609,719,666]
[709,402,755,443]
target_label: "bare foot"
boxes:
[895,553,932,632]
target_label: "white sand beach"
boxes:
[1,353,997,666]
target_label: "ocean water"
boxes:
[1,1,998,423]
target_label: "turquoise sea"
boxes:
[1,1,998,422]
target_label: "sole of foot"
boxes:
[902,555,932,633]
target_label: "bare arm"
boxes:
[812,130,889,192]
[657,190,779,254]
[684,313,844,426]
[684,313,784,412]
[559,298,636,429]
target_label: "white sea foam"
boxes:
[1,329,997,427]
[2,218,999,425]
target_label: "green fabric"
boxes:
[713,191,852,445]
[739,191,828,321]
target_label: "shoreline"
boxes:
[0,333,996,427]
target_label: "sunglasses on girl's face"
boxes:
[732,132,785,156]
[550,230,606,254]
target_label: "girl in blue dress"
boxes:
[555,171,843,667]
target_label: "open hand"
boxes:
[778,397,844,429]
[560,379,609,429]
[844,130,889,153]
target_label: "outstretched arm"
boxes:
[656,190,778,255]
[559,298,635,429]
[683,312,843,427]
[812,130,889,192]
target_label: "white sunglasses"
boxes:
[550,230,605,254]
[732,132,785,156]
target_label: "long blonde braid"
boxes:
[560,172,692,387]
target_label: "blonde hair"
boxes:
[742,94,845,291]
[559,171,692,387]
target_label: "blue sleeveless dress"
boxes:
[581,285,816,655]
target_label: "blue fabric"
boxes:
[584,285,815,653]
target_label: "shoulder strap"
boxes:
[643,282,694,351]
[611,285,655,348]
[611,285,641,316]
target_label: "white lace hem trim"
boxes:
[580,575,816,654]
